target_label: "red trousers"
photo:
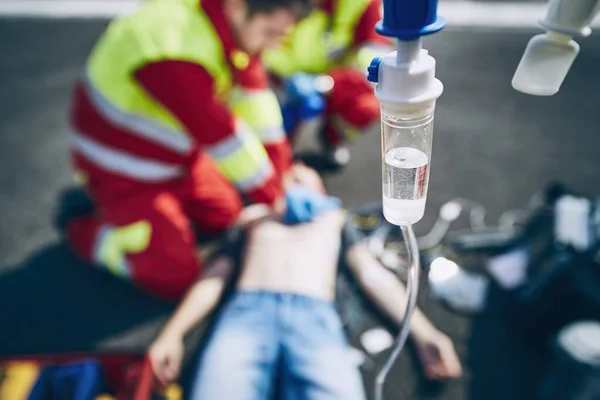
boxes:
[67,151,242,301]
[323,67,380,145]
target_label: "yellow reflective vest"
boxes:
[262,0,373,77]
[81,0,284,193]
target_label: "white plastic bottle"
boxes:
[512,0,600,95]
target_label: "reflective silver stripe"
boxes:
[236,162,273,192]
[71,132,184,182]
[83,73,193,155]
[257,126,286,144]
[205,120,251,160]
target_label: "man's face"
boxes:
[226,0,296,55]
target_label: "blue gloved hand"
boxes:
[285,73,326,120]
[283,184,342,225]
[285,73,320,101]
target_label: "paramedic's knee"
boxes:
[129,242,201,301]
[106,192,202,301]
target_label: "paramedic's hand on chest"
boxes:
[240,207,345,298]
[237,162,329,225]
[281,162,341,224]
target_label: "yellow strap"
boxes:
[0,362,39,400]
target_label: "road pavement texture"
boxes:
[1,18,600,400]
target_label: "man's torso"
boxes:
[236,210,346,301]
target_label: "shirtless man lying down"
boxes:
[149,192,462,399]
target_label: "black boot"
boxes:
[54,186,95,233]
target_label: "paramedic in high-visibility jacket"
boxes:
[263,0,390,166]
[64,0,312,301]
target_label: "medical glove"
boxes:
[283,184,342,225]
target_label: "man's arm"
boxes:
[135,61,284,207]
[148,256,235,385]
[344,240,438,335]
[343,228,462,379]
[161,256,234,338]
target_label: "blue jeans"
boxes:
[190,291,366,400]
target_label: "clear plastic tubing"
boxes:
[381,104,434,226]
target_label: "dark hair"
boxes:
[246,0,312,20]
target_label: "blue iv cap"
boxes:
[376,0,446,39]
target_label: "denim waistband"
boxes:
[230,290,334,307]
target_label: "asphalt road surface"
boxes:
[1,17,600,400]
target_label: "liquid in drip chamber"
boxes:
[383,147,429,225]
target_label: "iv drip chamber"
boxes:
[381,105,434,226]
[370,38,442,227]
